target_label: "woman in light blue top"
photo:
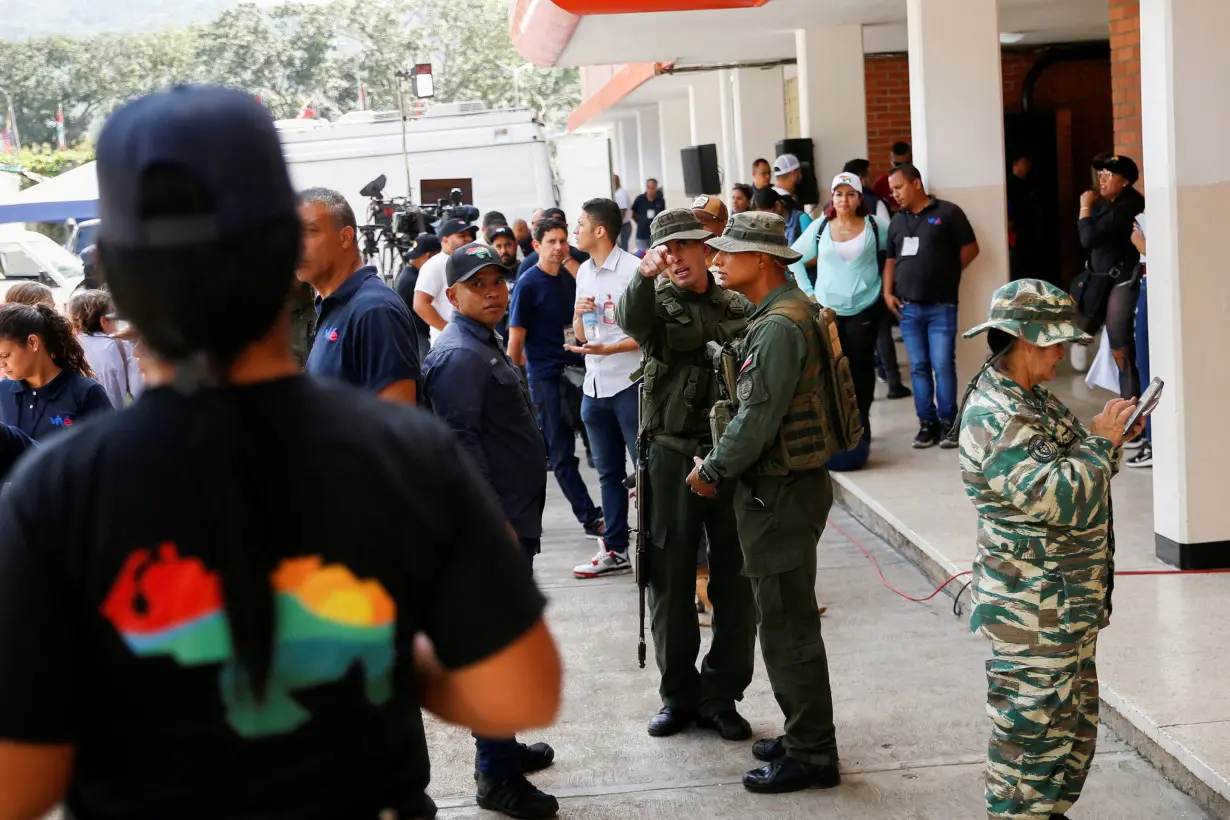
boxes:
[788,172,891,470]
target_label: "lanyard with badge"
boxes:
[900,212,923,258]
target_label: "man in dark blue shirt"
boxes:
[630,179,665,251]
[392,232,442,359]
[508,217,603,539]
[422,241,558,819]
[297,188,421,405]
[516,208,589,278]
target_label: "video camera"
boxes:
[356,174,480,274]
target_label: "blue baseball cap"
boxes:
[95,85,300,365]
[407,232,442,260]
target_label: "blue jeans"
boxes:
[899,303,959,425]
[529,373,601,526]
[1135,276,1151,443]
[619,222,633,251]
[580,385,639,553]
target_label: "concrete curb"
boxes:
[831,473,1230,820]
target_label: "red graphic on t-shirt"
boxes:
[101,543,224,634]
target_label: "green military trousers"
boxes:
[734,467,838,767]
[985,629,1100,820]
[646,441,756,717]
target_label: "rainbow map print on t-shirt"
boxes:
[102,543,396,738]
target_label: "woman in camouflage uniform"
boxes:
[957,279,1144,820]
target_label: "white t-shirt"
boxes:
[1135,211,1147,264]
[78,333,143,408]
[413,252,453,344]
[575,246,642,398]
[833,234,864,263]
[614,188,633,224]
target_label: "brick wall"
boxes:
[864,55,912,175]
[1109,0,1143,175]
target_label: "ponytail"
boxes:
[0,303,97,381]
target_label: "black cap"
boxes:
[542,207,566,222]
[488,225,516,243]
[407,232,442,260]
[95,85,299,364]
[1093,154,1139,185]
[446,242,513,287]
[437,218,478,240]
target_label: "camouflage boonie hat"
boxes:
[649,208,713,249]
[705,211,802,263]
[963,279,1093,346]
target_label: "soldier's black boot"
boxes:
[752,735,786,762]
[696,709,752,741]
[517,742,555,774]
[475,773,559,819]
[742,757,841,794]
[647,706,697,737]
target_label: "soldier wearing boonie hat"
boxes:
[686,211,844,795]
[622,209,757,743]
[957,279,1144,820]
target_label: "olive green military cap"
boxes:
[649,208,713,248]
[705,211,802,263]
[963,279,1093,347]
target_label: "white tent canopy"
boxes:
[0,161,98,224]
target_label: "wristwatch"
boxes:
[697,463,717,485]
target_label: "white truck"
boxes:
[276,103,557,235]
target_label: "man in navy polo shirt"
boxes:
[297,188,421,404]
[423,241,558,820]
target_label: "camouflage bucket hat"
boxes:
[705,211,803,263]
[962,279,1093,347]
[649,208,713,249]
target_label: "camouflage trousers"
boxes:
[985,629,1099,820]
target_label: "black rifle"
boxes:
[635,384,650,669]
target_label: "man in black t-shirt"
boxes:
[393,232,443,357]
[0,85,562,820]
[882,163,980,450]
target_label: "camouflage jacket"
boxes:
[959,366,1121,652]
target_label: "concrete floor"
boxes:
[424,462,1209,819]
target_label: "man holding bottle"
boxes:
[567,198,643,579]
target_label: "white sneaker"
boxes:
[573,543,632,579]
[1123,437,1146,451]
[1126,443,1153,468]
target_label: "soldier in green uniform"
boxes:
[617,209,757,741]
[685,211,844,794]
[957,279,1144,820]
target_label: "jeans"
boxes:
[619,222,633,251]
[1134,275,1151,442]
[1106,280,1141,400]
[581,385,639,553]
[899,302,959,425]
[529,373,600,525]
[835,299,884,420]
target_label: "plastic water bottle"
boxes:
[583,310,600,341]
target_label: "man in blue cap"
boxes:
[423,241,559,819]
[0,84,563,820]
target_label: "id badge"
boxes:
[901,237,920,257]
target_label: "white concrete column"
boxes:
[717,69,737,193]
[906,0,1009,380]
[732,65,787,184]
[1141,0,1230,567]
[658,98,691,210]
[636,107,663,195]
[687,75,725,194]
[795,26,868,185]
[615,118,639,195]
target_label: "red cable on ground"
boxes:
[826,517,1230,606]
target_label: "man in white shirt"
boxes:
[613,174,633,251]
[567,198,643,579]
[413,218,478,345]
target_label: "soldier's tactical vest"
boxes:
[727,297,864,475]
[639,284,748,446]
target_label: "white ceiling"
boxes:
[558,0,1108,68]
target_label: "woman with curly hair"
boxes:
[67,289,143,408]
[0,303,112,440]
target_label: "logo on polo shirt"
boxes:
[50,415,73,428]
[928,217,943,226]
[323,326,340,342]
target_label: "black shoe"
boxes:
[696,710,752,741]
[647,706,696,737]
[886,383,912,400]
[1126,442,1152,468]
[912,422,940,449]
[939,420,960,450]
[517,741,555,774]
[623,474,636,490]
[583,518,604,539]
[742,756,841,794]
[752,735,786,762]
[475,773,559,819]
